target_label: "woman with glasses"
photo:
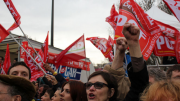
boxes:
[85,71,118,101]
[60,80,88,101]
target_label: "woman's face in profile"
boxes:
[51,90,61,101]
[60,83,73,101]
[41,92,51,101]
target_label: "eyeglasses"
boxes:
[85,82,109,89]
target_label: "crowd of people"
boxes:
[0,22,180,101]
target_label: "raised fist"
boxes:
[122,22,140,45]
[116,37,127,53]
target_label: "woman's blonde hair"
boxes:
[140,80,180,101]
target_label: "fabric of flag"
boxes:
[7,21,21,32]
[23,41,45,81]
[4,0,21,24]
[0,24,10,43]
[108,36,114,46]
[111,0,161,60]
[163,0,180,22]
[1,44,11,74]
[86,37,114,62]
[153,20,180,63]
[106,5,118,31]
[41,32,49,62]
[54,35,86,69]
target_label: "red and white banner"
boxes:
[61,60,91,71]
[115,9,161,60]
[106,5,118,31]
[20,42,90,71]
[86,37,114,62]
[0,24,10,43]
[47,52,57,64]
[175,31,180,63]
[1,44,11,74]
[54,35,87,69]
[35,49,45,69]
[23,41,45,81]
[153,20,180,63]
[111,0,161,60]
[4,0,21,24]
[125,0,160,34]
[163,0,180,22]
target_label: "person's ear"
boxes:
[108,88,115,98]
[110,88,115,97]
[12,95,21,101]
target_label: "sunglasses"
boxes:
[85,82,109,89]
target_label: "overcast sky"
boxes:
[0,0,123,65]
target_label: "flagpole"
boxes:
[83,34,89,79]
[1,66,6,75]
[3,0,44,64]
[51,0,54,47]
[9,33,46,74]
[18,26,45,64]
[5,6,45,64]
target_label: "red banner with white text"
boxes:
[112,0,161,60]
[23,41,45,82]
[153,20,180,63]
[106,5,118,31]
[4,0,21,24]
[86,37,114,62]
[115,9,161,60]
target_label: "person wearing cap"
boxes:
[0,74,36,101]
[7,61,31,80]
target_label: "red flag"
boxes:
[47,52,90,71]
[4,0,21,24]
[153,20,180,63]
[163,0,180,22]
[7,21,21,32]
[54,35,86,69]
[0,24,10,43]
[175,31,180,63]
[47,52,57,64]
[23,41,45,81]
[106,5,118,31]
[86,37,114,62]
[113,0,161,60]
[1,44,11,74]
[41,32,49,62]
[108,36,114,46]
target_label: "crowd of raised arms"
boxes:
[0,23,180,101]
